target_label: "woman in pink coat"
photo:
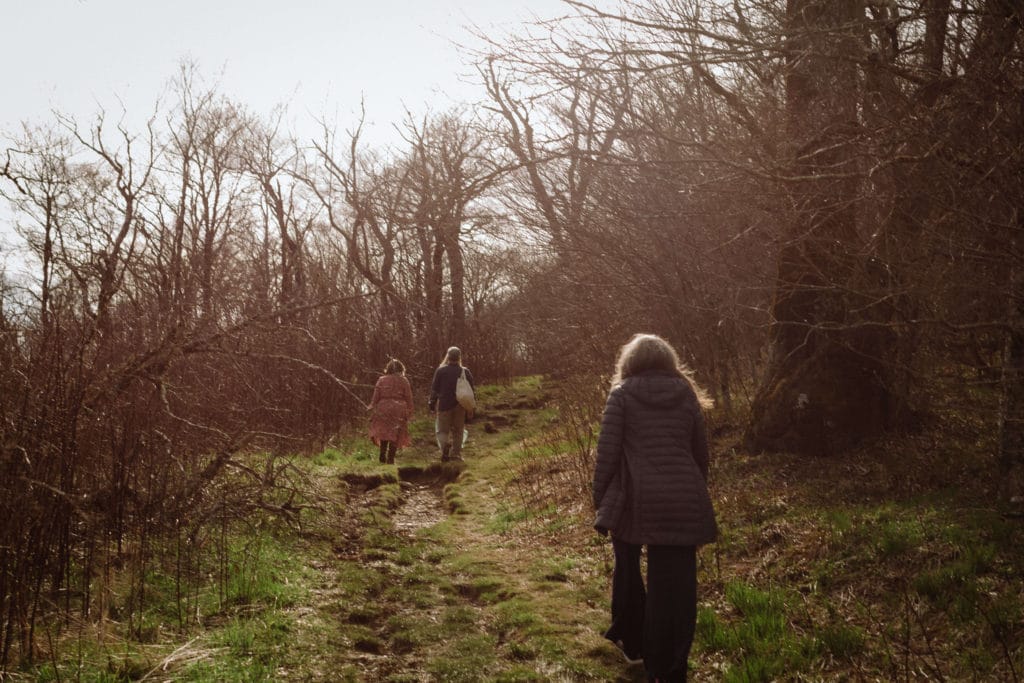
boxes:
[368,358,415,464]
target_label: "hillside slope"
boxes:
[22,375,1023,682]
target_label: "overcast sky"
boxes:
[2,0,571,144]
[1,0,574,273]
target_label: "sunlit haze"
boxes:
[1,0,571,272]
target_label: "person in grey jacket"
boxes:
[592,333,717,683]
[428,346,475,461]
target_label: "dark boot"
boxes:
[441,444,451,461]
[386,442,397,464]
[379,441,389,463]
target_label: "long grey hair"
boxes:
[610,333,713,409]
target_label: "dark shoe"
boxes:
[612,640,642,665]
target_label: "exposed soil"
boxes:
[277,462,468,681]
[392,482,447,533]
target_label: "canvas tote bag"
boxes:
[456,368,476,412]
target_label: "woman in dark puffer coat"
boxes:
[593,333,717,683]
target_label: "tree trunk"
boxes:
[444,219,466,343]
[999,231,1024,504]
[420,226,445,359]
[745,0,895,455]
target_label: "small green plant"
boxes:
[538,557,575,583]
[488,504,533,533]
[875,519,923,559]
[723,655,782,683]
[817,622,866,659]
[700,582,819,677]
[725,582,787,626]
[223,533,304,608]
[914,542,995,605]
[442,605,479,628]
[427,633,499,680]
[222,619,257,654]
[312,447,346,466]
[444,481,468,514]
[494,599,541,635]
[986,592,1023,638]
[824,509,853,537]
[697,606,737,652]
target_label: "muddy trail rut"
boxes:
[392,480,449,534]
[300,461,483,681]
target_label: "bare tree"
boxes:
[482,44,632,260]
[477,3,774,396]
[478,0,1024,467]
[0,80,377,666]
[403,111,506,350]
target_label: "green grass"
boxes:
[536,556,576,583]
[10,376,578,681]
[817,622,866,658]
[222,533,306,609]
[695,581,843,680]
[22,374,1024,682]
[427,632,500,681]
[486,503,558,534]
[325,443,403,479]
[23,516,316,682]
[33,649,152,683]
[475,375,543,402]
[875,517,924,559]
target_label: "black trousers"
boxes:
[605,539,697,682]
[378,440,397,463]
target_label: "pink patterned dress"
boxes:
[368,374,414,447]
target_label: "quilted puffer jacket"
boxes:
[592,370,717,546]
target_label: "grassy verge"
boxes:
[27,523,314,683]
[696,433,1024,681]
